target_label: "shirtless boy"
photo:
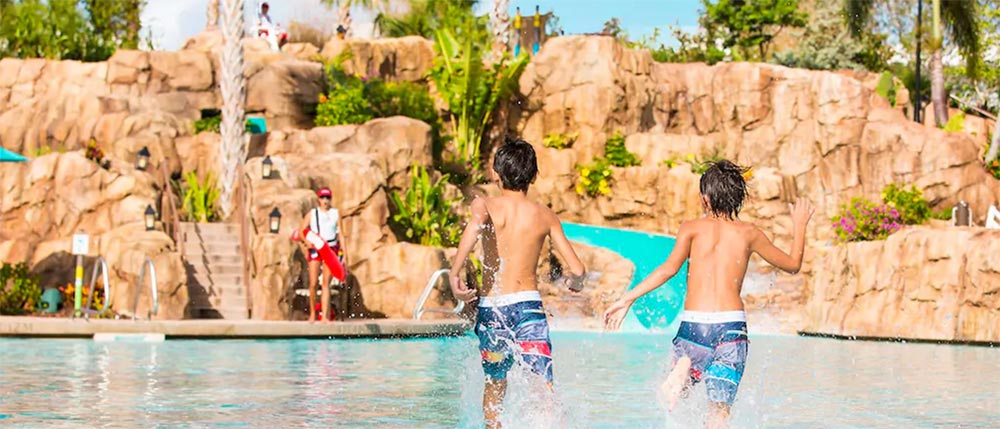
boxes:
[603,160,813,428]
[449,138,587,429]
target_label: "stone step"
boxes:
[183,242,242,255]
[180,222,241,235]
[187,272,245,289]
[182,230,241,243]
[186,262,244,276]
[184,253,243,266]
[192,305,248,320]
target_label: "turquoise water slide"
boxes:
[562,222,688,332]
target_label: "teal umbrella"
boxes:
[0,147,28,162]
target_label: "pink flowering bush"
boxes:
[832,197,902,242]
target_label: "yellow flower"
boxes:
[685,153,696,161]
[602,169,611,177]
[582,177,591,185]
[742,168,754,181]
[581,168,591,176]
[575,184,585,195]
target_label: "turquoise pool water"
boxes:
[563,222,687,331]
[1,333,996,428]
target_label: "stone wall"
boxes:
[513,35,1000,274]
[804,227,1000,342]
[0,152,187,319]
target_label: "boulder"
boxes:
[246,59,325,130]
[804,227,1000,342]
[319,36,435,82]
[99,224,188,320]
[352,242,452,319]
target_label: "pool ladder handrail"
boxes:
[413,269,465,320]
[131,258,159,321]
[80,256,111,319]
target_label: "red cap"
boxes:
[317,187,332,198]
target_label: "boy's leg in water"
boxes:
[484,378,507,429]
[662,355,693,410]
[706,402,731,429]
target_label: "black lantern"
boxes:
[269,207,281,233]
[144,205,156,231]
[262,155,273,179]
[136,146,150,171]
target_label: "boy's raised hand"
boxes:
[789,198,814,229]
[449,273,478,303]
[602,299,632,331]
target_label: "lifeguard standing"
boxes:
[513,7,523,57]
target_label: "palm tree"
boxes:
[489,0,510,61]
[371,0,481,40]
[846,0,981,127]
[321,0,385,38]
[218,0,246,220]
[206,0,219,30]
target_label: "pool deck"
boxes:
[0,316,472,339]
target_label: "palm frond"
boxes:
[941,0,982,77]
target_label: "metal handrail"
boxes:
[80,256,110,318]
[132,258,159,321]
[413,269,465,320]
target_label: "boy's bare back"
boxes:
[465,194,583,296]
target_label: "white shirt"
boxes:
[309,207,339,242]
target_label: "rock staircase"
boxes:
[181,222,248,319]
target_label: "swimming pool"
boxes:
[1,333,996,428]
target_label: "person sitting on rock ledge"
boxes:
[298,187,348,322]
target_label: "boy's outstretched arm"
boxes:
[548,215,586,291]
[751,198,813,274]
[449,198,489,303]
[603,223,694,331]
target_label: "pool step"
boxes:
[181,222,248,320]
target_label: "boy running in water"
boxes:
[450,138,587,429]
[603,160,813,429]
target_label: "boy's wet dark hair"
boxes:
[493,137,538,192]
[699,159,749,220]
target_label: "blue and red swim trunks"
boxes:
[475,291,553,382]
[672,311,749,405]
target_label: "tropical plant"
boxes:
[846,0,982,127]
[832,197,903,242]
[702,0,807,61]
[880,183,934,225]
[0,262,41,315]
[373,0,482,40]
[575,157,612,197]
[542,132,577,150]
[604,131,640,167]
[0,0,142,61]
[429,27,529,181]
[181,171,220,223]
[60,280,112,318]
[388,164,462,247]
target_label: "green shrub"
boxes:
[181,171,220,223]
[192,115,254,134]
[314,59,439,131]
[880,183,935,225]
[604,132,640,167]
[875,71,898,107]
[0,0,141,62]
[0,263,41,315]
[575,157,613,197]
[389,165,462,247]
[543,132,577,150]
[942,112,966,132]
[832,197,902,242]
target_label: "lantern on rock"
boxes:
[136,146,150,171]
[144,205,156,231]
[262,155,273,179]
[269,207,281,234]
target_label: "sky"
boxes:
[141,0,703,51]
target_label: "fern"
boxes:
[182,171,220,223]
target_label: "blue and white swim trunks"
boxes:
[475,291,553,382]
[672,311,749,405]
